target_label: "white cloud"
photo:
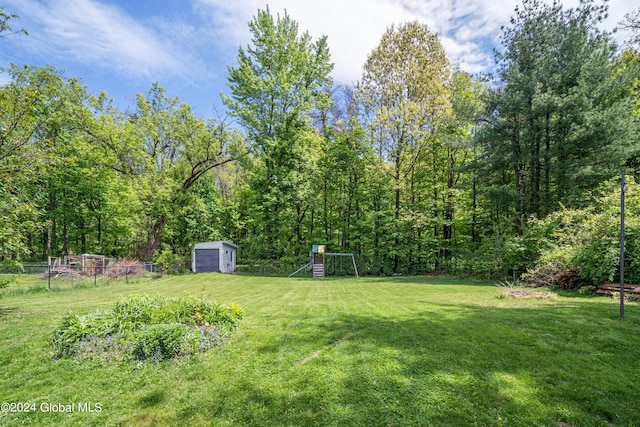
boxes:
[3,0,206,82]
[194,0,507,82]
[196,0,633,85]
[3,0,633,102]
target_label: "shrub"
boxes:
[523,177,640,286]
[154,248,189,275]
[112,295,164,332]
[51,312,86,358]
[50,296,243,361]
[133,323,189,361]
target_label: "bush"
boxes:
[50,296,243,361]
[51,312,87,358]
[133,323,189,361]
[154,248,189,275]
[523,178,640,286]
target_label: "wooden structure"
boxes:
[192,241,237,273]
[289,245,359,278]
[67,254,106,274]
[45,254,106,278]
[311,245,326,278]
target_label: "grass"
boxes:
[1,273,640,426]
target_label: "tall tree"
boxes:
[0,65,88,260]
[223,7,333,259]
[436,71,486,267]
[99,84,242,259]
[481,0,636,229]
[359,21,451,273]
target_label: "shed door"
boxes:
[195,249,219,272]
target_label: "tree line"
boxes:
[1,1,639,281]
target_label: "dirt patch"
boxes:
[507,290,557,299]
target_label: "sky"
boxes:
[1,0,637,119]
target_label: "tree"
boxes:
[0,65,87,260]
[0,7,27,37]
[437,71,486,267]
[359,21,451,273]
[223,7,333,259]
[481,0,635,229]
[98,84,242,259]
[312,85,372,257]
[621,8,640,47]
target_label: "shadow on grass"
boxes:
[0,306,18,317]
[137,389,167,408]
[164,300,640,426]
[297,275,493,287]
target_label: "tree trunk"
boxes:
[144,217,167,260]
[393,153,401,274]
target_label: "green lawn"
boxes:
[1,273,639,426]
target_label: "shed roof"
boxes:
[193,241,238,249]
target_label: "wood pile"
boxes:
[597,283,640,297]
[104,259,145,279]
[41,267,80,279]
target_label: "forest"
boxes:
[1,0,639,284]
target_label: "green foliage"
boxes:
[223,7,333,259]
[480,0,635,225]
[359,21,453,273]
[1,3,638,283]
[522,177,640,285]
[50,295,243,361]
[50,312,85,358]
[0,6,27,36]
[154,246,188,275]
[132,323,189,361]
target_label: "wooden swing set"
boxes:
[289,245,359,278]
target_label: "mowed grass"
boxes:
[1,274,640,426]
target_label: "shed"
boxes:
[192,241,238,273]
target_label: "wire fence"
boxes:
[0,260,161,292]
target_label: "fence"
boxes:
[0,260,161,291]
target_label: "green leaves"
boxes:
[51,296,244,361]
[224,8,333,150]
[223,8,334,259]
[482,0,631,222]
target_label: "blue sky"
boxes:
[1,0,636,119]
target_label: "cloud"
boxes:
[195,0,417,85]
[3,0,632,102]
[3,0,207,82]
[196,0,632,85]
[194,0,513,83]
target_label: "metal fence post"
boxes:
[620,168,626,321]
